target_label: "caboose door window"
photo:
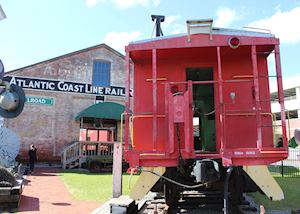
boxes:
[186,68,216,152]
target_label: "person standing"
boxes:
[28,144,37,173]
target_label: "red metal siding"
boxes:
[125,33,288,167]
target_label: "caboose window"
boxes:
[92,60,111,87]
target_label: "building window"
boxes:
[288,110,299,119]
[274,110,299,120]
[92,60,111,87]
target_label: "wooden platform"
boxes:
[91,196,137,214]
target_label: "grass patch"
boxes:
[249,177,300,210]
[59,170,139,202]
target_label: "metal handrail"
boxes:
[61,141,80,169]
[120,112,132,148]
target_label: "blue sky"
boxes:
[0,0,300,79]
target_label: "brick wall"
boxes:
[4,44,126,162]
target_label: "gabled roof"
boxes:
[6,43,124,74]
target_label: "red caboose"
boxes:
[123,19,288,207]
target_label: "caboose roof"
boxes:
[126,27,278,53]
[129,28,275,45]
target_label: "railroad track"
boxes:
[138,191,258,214]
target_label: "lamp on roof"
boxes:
[228,37,240,49]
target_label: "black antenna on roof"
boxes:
[151,15,165,37]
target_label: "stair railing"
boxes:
[61,141,80,169]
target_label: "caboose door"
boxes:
[186,68,216,152]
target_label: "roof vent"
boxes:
[186,19,213,42]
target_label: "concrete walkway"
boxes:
[18,168,101,214]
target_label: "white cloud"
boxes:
[164,15,180,28]
[103,31,141,53]
[153,0,160,6]
[86,0,160,8]
[170,24,186,34]
[274,4,281,12]
[112,0,160,8]
[86,0,106,8]
[214,8,237,27]
[249,7,300,44]
[162,15,185,35]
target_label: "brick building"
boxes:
[3,44,127,162]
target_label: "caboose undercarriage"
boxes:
[156,163,252,208]
[130,162,283,213]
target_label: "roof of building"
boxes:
[75,102,125,121]
[270,75,300,92]
[5,43,124,74]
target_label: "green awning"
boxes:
[75,102,125,121]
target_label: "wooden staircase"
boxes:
[61,141,116,170]
[61,141,82,169]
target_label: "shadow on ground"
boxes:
[18,195,40,212]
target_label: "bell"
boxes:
[0,84,25,118]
